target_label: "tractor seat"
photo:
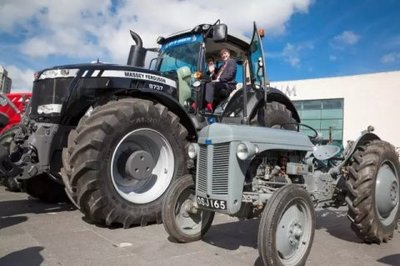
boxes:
[312,144,341,161]
[176,66,192,105]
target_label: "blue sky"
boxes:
[265,0,400,81]
[0,0,399,90]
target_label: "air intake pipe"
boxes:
[127,30,147,67]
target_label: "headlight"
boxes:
[39,68,79,80]
[236,142,258,160]
[188,143,199,159]
[192,80,201,87]
[37,104,62,114]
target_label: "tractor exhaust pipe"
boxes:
[130,30,143,47]
[127,30,147,67]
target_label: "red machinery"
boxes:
[0,92,32,134]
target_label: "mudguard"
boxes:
[221,87,300,122]
[342,131,380,164]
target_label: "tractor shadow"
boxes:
[315,207,362,243]
[203,218,259,250]
[0,246,44,266]
[0,216,29,230]
[0,198,75,229]
[0,198,75,217]
[201,207,361,253]
[377,254,400,266]
[202,218,266,266]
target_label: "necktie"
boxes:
[216,61,227,80]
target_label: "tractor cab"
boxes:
[155,21,268,126]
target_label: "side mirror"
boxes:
[212,24,227,42]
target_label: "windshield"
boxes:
[158,34,202,73]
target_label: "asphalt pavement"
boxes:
[0,186,399,266]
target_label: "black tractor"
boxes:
[0,21,299,227]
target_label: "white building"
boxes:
[0,65,12,93]
[271,71,400,149]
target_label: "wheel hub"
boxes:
[288,220,303,247]
[125,150,155,181]
[376,164,399,223]
[110,128,175,204]
[181,199,197,217]
[389,182,398,206]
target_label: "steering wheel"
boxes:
[298,123,320,143]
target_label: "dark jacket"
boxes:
[212,58,237,86]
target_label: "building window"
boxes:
[294,98,344,146]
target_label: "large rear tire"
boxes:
[162,174,214,243]
[261,101,298,130]
[258,185,315,266]
[345,140,400,243]
[0,126,23,192]
[62,99,188,227]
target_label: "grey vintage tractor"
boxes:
[162,123,399,265]
[0,21,300,227]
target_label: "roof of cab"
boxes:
[160,23,251,50]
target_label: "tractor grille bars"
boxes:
[197,144,230,195]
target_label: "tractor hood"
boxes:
[198,123,314,152]
[35,63,177,88]
[29,62,180,125]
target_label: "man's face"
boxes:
[220,50,230,61]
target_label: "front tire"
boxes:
[0,125,23,192]
[162,174,214,243]
[258,185,315,266]
[346,140,400,243]
[62,99,188,227]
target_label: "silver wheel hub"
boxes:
[276,201,312,265]
[111,128,174,204]
[375,163,399,225]
[175,193,207,235]
[389,182,398,205]
[288,220,304,247]
[125,151,155,181]
[181,199,194,218]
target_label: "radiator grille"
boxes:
[197,145,208,193]
[211,144,230,195]
[196,143,230,195]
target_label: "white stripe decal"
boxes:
[92,70,100,77]
[82,70,89,77]
[101,70,177,88]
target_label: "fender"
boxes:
[62,84,197,139]
[331,130,380,171]
[222,87,300,123]
[124,89,198,140]
[342,131,380,163]
[265,87,300,122]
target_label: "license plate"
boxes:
[196,196,227,210]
